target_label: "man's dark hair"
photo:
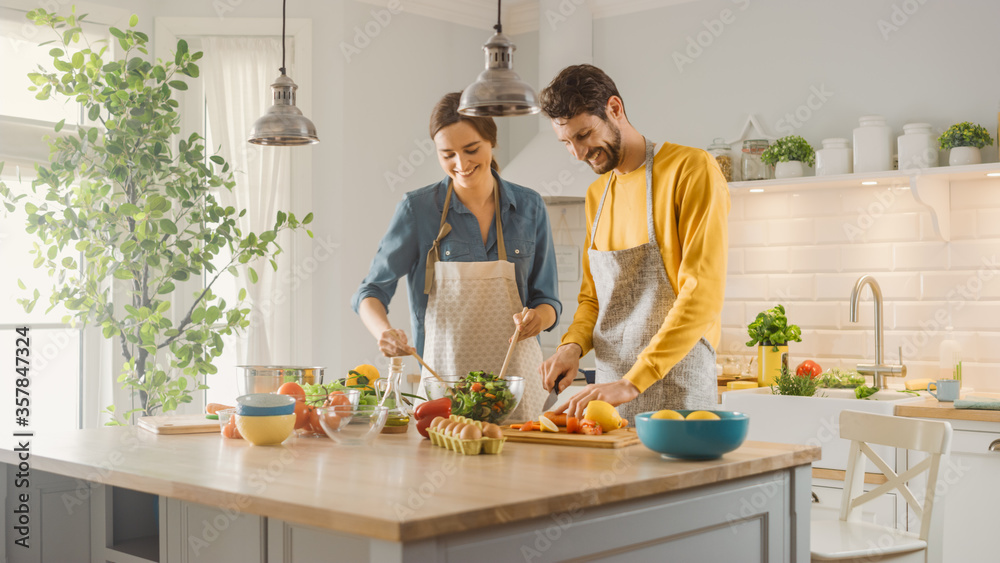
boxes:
[539,64,623,121]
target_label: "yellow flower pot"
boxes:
[758,344,789,386]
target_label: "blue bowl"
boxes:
[634,410,749,460]
[236,393,295,416]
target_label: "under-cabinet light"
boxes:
[861,181,878,185]
[986,172,1000,177]
[749,188,764,193]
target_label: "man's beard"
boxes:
[585,120,623,175]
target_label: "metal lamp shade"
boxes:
[248,74,319,146]
[458,32,539,117]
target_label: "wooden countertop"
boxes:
[895,392,1000,423]
[0,427,818,542]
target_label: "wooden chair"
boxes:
[811,410,952,562]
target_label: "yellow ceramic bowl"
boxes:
[234,413,295,445]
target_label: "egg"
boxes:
[481,423,502,439]
[430,416,447,430]
[441,420,459,435]
[450,422,468,437]
[459,425,483,441]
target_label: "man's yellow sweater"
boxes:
[561,142,731,392]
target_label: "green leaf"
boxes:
[238,288,246,301]
[119,203,140,216]
[248,267,258,284]
[303,212,313,224]
[49,48,64,57]
[72,51,84,68]
[160,219,178,234]
[88,105,100,121]
[209,155,224,165]
[113,268,133,280]
[129,14,138,27]
[109,27,124,39]
[17,279,26,290]
[168,80,188,91]
[54,119,65,132]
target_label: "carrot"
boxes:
[566,416,580,434]
[510,423,523,429]
[542,412,568,427]
[207,403,234,415]
[519,421,534,432]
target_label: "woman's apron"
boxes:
[421,181,546,422]
[590,140,716,424]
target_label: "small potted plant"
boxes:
[761,135,815,179]
[938,121,994,166]
[746,304,802,386]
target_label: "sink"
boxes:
[721,387,925,472]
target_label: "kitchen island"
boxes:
[2,426,818,562]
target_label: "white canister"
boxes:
[853,115,893,173]
[897,123,939,171]
[815,138,853,176]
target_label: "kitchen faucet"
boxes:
[849,275,906,390]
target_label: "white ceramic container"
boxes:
[853,115,893,173]
[948,146,982,166]
[897,123,938,171]
[774,160,805,179]
[815,138,852,176]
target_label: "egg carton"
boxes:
[427,415,505,455]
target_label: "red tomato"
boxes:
[277,381,306,402]
[306,405,322,434]
[293,399,308,430]
[319,409,342,432]
[414,397,451,421]
[324,391,351,408]
[222,416,242,439]
[416,415,434,439]
[796,360,823,379]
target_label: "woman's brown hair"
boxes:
[429,92,499,171]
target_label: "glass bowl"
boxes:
[317,404,388,446]
[296,389,361,438]
[634,410,749,460]
[236,365,325,396]
[422,374,524,425]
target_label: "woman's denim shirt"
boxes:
[351,171,562,355]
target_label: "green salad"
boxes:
[301,382,379,407]
[446,371,515,423]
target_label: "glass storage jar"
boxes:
[741,139,770,181]
[707,138,733,181]
[897,123,938,171]
[815,138,853,176]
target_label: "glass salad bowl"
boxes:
[422,372,524,425]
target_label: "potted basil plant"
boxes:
[761,135,815,179]
[746,305,802,386]
[938,121,994,166]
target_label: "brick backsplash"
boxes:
[724,183,1000,392]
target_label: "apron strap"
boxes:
[424,179,508,295]
[590,139,657,247]
[424,183,455,294]
[494,179,507,262]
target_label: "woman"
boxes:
[351,92,561,421]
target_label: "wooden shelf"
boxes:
[729,162,1000,241]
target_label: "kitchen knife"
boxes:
[542,374,565,412]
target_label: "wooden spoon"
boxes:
[410,351,444,383]
[498,307,529,380]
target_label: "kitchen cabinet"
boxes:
[728,161,1000,241]
[3,468,93,563]
[0,427,819,563]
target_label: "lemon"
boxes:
[347,364,380,388]
[651,409,684,420]
[583,400,624,432]
[686,410,721,421]
[538,415,559,433]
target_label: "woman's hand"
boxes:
[378,328,414,357]
[554,379,640,420]
[512,304,557,342]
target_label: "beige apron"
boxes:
[421,181,546,422]
[590,140,716,424]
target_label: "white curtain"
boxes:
[201,37,293,365]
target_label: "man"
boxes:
[538,65,730,422]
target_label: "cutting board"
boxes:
[138,414,221,435]
[501,426,640,448]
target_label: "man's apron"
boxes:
[421,181,546,421]
[590,140,716,423]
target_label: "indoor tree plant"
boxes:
[746,304,802,386]
[761,135,815,179]
[938,121,994,166]
[1,9,312,424]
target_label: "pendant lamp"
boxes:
[458,0,540,117]
[248,0,319,146]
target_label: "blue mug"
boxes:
[928,379,960,402]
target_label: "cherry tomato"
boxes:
[293,399,308,430]
[306,405,321,434]
[414,397,451,421]
[222,416,242,439]
[324,391,351,408]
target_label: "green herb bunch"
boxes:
[771,365,819,397]
[761,135,815,167]
[938,121,994,150]
[746,304,802,351]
